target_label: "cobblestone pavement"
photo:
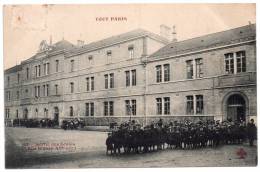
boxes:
[5,127,257,169]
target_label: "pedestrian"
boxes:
[247,119,257,146]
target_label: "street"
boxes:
[5,127,257,168]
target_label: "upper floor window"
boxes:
[16,91,19,99]
[104,73,114,89]
[35,66,38,77]
[55,84,58,95]
[106,50,112,63]
[156,65,162,83]
[91,77,95,91]
[55,60,59,72]
[17,73,20,83]
[186,60,193,79]
[88,55,94,65]
[195,58,203,78]
[70,60,75,72]
[104,74,108,89]
[69,106,73,117]
[164,64,170,82]
[128,45,134,59]
[26,67,29,79]
[110,73,114,88]
[6,91,11,101]
[224,51,247,74]
[86,77,90,91]
[70,82,74,93]
[38,65,41,77]
[7,76,10,86]
[132,70,136,86]
[16,110,19,118]
[125,71,130,87]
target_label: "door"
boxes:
[227,94,246,121]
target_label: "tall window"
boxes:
[55,84,58,95]
[196,95,204,114]
[55,60,59,72]
[156,65,162,83]
[26,67,29,79]
[107,50,112,63]
[125,100,130,115]
[35,109,38,118]
[131,100,136,116]
[16,91,19,99]
[195,58,203,78]
[125,99,136,116]
[103,101,114,116]
[38,65,41,77]
[104,74,108,89]
[156,98,162,115]
[43,85,46,96]
[132,70,136,86]
[69,106,73,116]
[44,108,48,118]
[104,102,108,116]
[70,60,75,72]
[6,91,11,101]
[125,71,130,87]
[70,82,74,93]
[128,45,134,59]
[16,110,19,118]
[46,63,50,75]
[37,86,40,97]
[86,103,94,116]
[186,96,194,114]
[88,55,94,65]
[46,84,49,96]
[186,60,193,79]
[164,64,170,82]
[91,77,95,91]
[17,73,20,83]
[236,51,246,73]
[35,66,38,77]
[164,97,170,115]
[225,53,234,74]
[86,77,90,91]
[110,73,114,88]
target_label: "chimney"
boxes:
[77,40,84,47]
[160,24,171,41]
[172,25,177,42]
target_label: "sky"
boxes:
[3,3,256,69]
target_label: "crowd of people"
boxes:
[106,118,257,155]
[12,118,58,128]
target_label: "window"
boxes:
[45,63,50,75]
[46,84,49,96]
[35,109,38,118]
[43,63,46,75]
[70,60,75,72]
[35,86,37,97]
[55,60,59,72]
[16,91,19,99]
[236,51,246,73]
[132,70,136,86]
[70,82,74,93]
[85,103,94,116]
[125,99,136,116]
[5,109,10,119]
[6,91,11,101]
[110,73,114,88]
[156,98,162,115]
[196,95,204,114]
[103,101,113,116]
[35,66,38,77]
[38,65,41,77]
[125,71,130,87]
[186,96,194,114]
[37,86,40,97]
[86,77,90,91]
[225,53,234,74]
[90,102,94,116]
[17,73,20,83]
[88,55,94,65]
[44,108,48,118]
[55,84,58,95]
[164,64,170,82]
[164,97,170,115]
[104,74,108,89]
[16,110,19,118]
[69,106,73,116]
[107,50,112,63]
[195,58,203,78]
[7,76,10,86]
[104,102,108,116]
[131,100,136,116]
[128,45,134,59]
[109,101,114,116]
[91,77,95,91]
[186,60,193,79]
[43,85,46,96]
[26,67,29,79]
[156,65,162,83]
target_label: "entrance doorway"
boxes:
[227,94,246,121]
[54,107,59,126]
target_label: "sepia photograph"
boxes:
[2,3,257,169]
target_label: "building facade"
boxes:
[4,24,256,126]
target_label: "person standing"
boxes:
[247,119,257,146]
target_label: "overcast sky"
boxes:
[3,4,255,69]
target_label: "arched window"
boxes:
[70,106,73,117]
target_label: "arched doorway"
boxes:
[54,107,59,126]
[226,94,246,121]
[23,108,28,119]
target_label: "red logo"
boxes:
[236,148,247,159]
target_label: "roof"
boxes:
[149,24,256,60]
[5,64,22,74]
[49,39,75,52]
[66,28,169,57]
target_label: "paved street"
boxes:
[5,127,257,168]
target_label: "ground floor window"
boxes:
[86,102,94,116]
[104,101,114,116]
[125,99,136,116]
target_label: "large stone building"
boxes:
[4,24,256,126]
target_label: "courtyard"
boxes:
[5,127,257,168]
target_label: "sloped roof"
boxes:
[49,39,75,52]
[66,28,169,57]
[149,24,256,59]
[5,64,22,74]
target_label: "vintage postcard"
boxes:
[3,3,257,169]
